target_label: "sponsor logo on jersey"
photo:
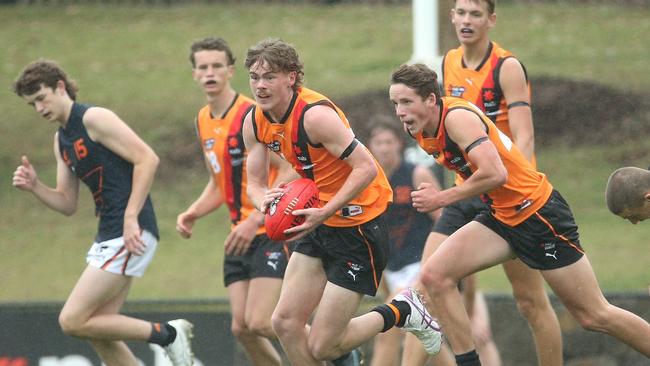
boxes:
[450,85,466,97]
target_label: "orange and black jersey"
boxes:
[250,87,392,227]
[58,102,158,242]
[196,93,273,233]
[442,41,530,138]
[413,97,552,226]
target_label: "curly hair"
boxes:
[13,59,78,100]
[245,38,304,91]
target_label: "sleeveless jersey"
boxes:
[58,103,159,242]
[413,97,553,226]
[385,162,433,271]
[443,42,535,185]
[251,87,392,227]
[196,93,273,234]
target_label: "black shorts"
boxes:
[223,234,290,287]
[433,195,488,236]
[292,214,389,296]
[474,190,585,270]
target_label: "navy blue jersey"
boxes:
[57,103,158,242]
[385,162,433,271]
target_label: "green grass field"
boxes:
[1,2,648,301]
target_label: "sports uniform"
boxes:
[251,87,393,295]
[414,97,584,270]
[58,102,158,277]
[195,93,289,286]
[435,42,535,236]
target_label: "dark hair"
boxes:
[189,37,236,68]
[13,59,78,100]
[390,63,441,101]
[454,0,496,15]
[245,38,304,91]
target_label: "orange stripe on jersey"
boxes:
[196,94,272,235]
[252,87,392,227]
[414,97,552,226]
[534,212,585,254]
[358,226,379,291]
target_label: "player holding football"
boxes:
[389,62,650,366]
[176,37,295,366]
[242,38,442,366]
[11,60,193,365]
[403,1,562,365]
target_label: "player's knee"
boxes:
[419,266,455,295]
[58,312,84,338]
[271,309,296,339]
[230,318,250,339]
[248,317,275,339]
[307,338,339,361]
[572,305,611,332]
[513,292,543,320]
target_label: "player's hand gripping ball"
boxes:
[265,178,320,241]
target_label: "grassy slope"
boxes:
[0,3,648,301]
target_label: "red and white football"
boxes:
[265,178,320,241]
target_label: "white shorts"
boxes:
[86,230,158,277]
[383,261,421,294]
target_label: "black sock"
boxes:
[371,299,410,332]
[390,299,411,327]
[455,350,481,366]
[147,322,177,346]
[371,304,396,332]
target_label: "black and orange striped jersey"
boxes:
[443,41,535,186]
[443,41,530,137]
[250,87,392,227]
[58,103,158,242]
[196,93,274,234]
[413,97,552,226]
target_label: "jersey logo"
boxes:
[449,85,466,97]
[266,140,281,152]
[204,138,215,150]
[482,88,498,109]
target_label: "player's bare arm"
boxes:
[177,177,224,239]
[500,57,534,162]
[84,107,159,255]
[242,112,275,212]
[269,150,300,188]
[12,134,80,215]
[446,109,508,196]
[411,110,507,212]
[286,105,377,240]
[412,164,443,221]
